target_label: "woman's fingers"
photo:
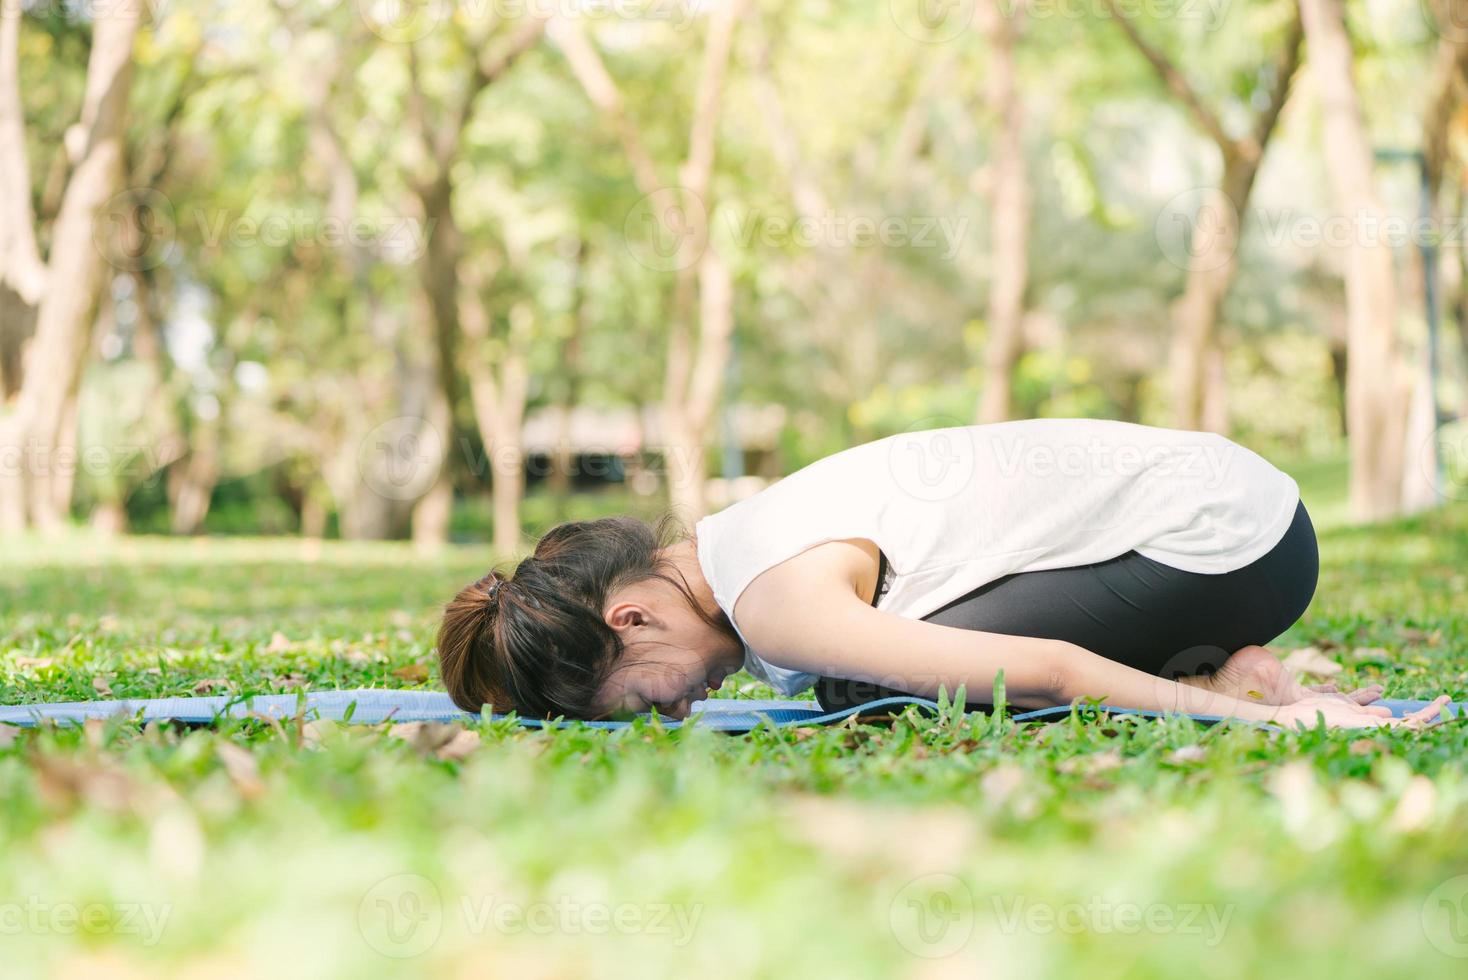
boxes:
[1345,684,1385,705]
[1280,697,1392,730]
[1398,695,1453,730]
[1303,682,1385,705]
[1281,695,1454,730]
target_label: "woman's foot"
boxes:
[1178,645,1384,707]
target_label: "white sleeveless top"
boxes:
[693,418,1301,695]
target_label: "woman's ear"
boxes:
[604,596,647,632]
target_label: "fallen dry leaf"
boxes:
[388,721,426,741]
[300,719,339,748]
[83,718,106,751]
[265,631,292,654]
[1349,646,1393,663]
[1280,646,1344,678]
[14,656,55,670]
[35,756,135,812]
[388,721,478,760]
[92,676,114,698]
[391,663,430,683]
[193,678,232,694]
[434,729,480,762]
[216,742,264,800]
[1167,745,1208,765]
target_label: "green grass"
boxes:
[3,492,1468,978]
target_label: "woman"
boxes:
[437,418,1449,729]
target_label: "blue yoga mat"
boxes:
[0,689,1459,732]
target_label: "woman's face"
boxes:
[590,578,740,719]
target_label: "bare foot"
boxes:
[1178,645,1384,707]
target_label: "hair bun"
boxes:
[484,573,505,602]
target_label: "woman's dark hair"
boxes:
[436,513,735,719]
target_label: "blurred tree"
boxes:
[1400,0,1468,510]
[0,1,143,532]
[1102,0,1303,434]
[974,0,1031,424]
[401,13,548,552]
[1300,0,1410,519]
[552,1,746,522]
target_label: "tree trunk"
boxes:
[168,423,219,535]
[976,0,1030,424]
[90,499,127,536]
[0,1,141,533]
[300,491,328,540]
[1328,339,1350,437]
[1400,340,1440,512]
[463,299,532,559]
[50,386,79,520]
[663,246,735,522]
[1397,210,1439,514]
[548,404,574,499]
[410,387,454,553]
[1201,337,1230,434]
[408,174,465,553]
[549,241,587,502]
[1168,172,1249,431]
[0,2,46,310]
[0,287,34,402]
[1300,0,1411,520]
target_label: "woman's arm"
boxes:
[734,574,1404,726]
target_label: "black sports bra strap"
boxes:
[871,549,889,607]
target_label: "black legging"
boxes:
[813,499,1320,712]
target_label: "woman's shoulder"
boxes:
[732,537,884,630]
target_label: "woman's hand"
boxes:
[1303,680,1385,705]
[1273,694,1452,730]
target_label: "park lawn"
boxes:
[2,493,1468,978]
